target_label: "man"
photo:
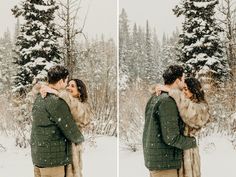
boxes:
[143,65,197,177]
[30,65,84,177]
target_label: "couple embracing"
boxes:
[30,65,92,177]
[143,65,211,177]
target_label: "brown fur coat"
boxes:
[58,90,92,131]
[169,89,210,177]
[59,90,93,177]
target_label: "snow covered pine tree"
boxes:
[174,0,229,81]
[12,0,61,94]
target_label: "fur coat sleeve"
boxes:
[58,90,92,130]
[169,89,210,130]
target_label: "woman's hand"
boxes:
[40,85,59,98]
[155,84,170,96]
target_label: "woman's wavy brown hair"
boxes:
[185,77,206,103]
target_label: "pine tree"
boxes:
[14,18,20,44]
[144,20,153,82]
[152,28,161,81]
[162,33,168,46]
[0,29,14,91]
[136,26,146,81]
[12,18,21,89]
[12,0,61,94]
[159,29,182,81]
[174,0,229,80]
[119,8,130,90]
[129,23,139,83]
[152,28,160,59]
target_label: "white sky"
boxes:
[120,0,236,41]
[0,0,117,40]
[120,0,183,40]
[1,0,236,42]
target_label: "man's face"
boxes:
[177,75,185,90]
[59,76,68,89]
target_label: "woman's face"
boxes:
[183,83,193,98]
[66,80,80,98]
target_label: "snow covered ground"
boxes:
[120,134,236,177]
[0,135,117,177]
[1,134,235,177]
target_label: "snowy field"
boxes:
[0,136,117,177]
[1,134,236,177]
[120,134,236,177]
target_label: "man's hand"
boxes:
[155,84,170,95]
[40,85,59,98]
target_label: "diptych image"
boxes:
[0,0,116,177]
[119,0,236,177]
[0,0,236,177]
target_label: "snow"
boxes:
[120,134,236,177]
[205,57,220,66]
[34,57,46,65]
[119,72,129,91]
[84,136,117,177]
[34,5,54,11]
[23,34,35,41]
[193,1,217,8]
[184,32,195,38]
[232,112,236,120]
[0,135,117,177]
[44,62,55,70]
[20,42,46,56]
[200,135,236,177]
[120,146,148,177]
[0,136,32,177]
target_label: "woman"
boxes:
[154,77,211,177]
[38,79,93,177]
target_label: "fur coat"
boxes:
[58,90,92,131]
[58,90,93,177]
[169,89,210,177]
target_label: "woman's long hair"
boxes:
[70,79,88,102]
[185,77,206,103]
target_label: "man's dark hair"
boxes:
[162,65,184,85]
[47,65,69,84]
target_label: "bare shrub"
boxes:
[119,84,149,151]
